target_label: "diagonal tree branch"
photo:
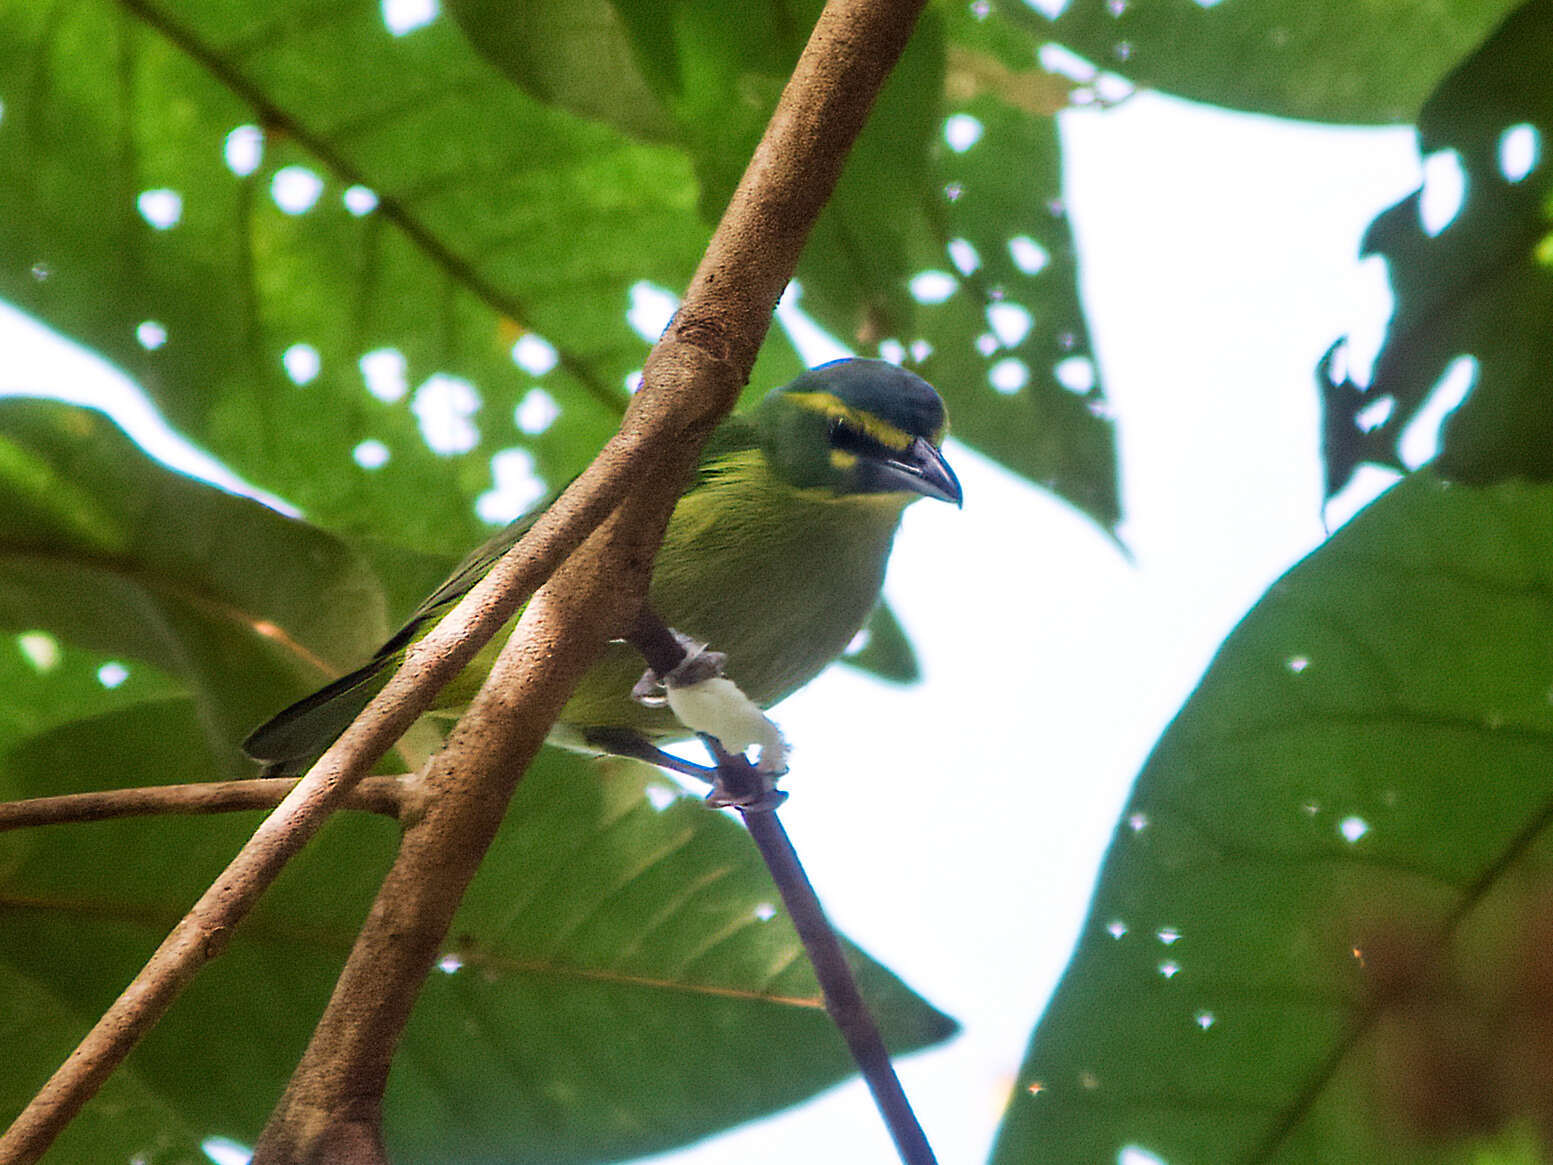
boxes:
[249,1,930,1160]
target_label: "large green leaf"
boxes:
[0,708,954,1164]
[1042,0,1521,125]
[994,471,1553,1163]
[456,0,1119,528]
[0,0,695,553]
[1325,0,1553,497]
[0,398,386,771]
[0,0,1118,542]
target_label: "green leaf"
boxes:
[0,0,1117,538]
[0,0,696,552]
[0,398,387,770]
[1326,0,1553,496]
[842,600,921,684]
[993,472,1553,1163]
[0,970,212,1165]
[0,709,954,1163]
[1041,0,1522,125]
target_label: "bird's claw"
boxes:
[631,631,726,707]
[633,632,788,775]
[707,783,789,812]
[704,750,789,812]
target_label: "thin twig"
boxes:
[741,807,939,1165]
[0,777,408,832]
[641,605,938,1165]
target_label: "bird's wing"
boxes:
[244,411,758,770]
[691,413,760,487]
[243,507,546,770]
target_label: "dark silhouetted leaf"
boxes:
[1043,0,1521,124]
[1331,0,1553,494]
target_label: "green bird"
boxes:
[242,357,962,780]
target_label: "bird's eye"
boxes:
[828,416,875,455]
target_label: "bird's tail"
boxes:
[242,656,396,776]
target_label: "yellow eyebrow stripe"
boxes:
[783,390,914,452]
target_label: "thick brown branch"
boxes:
[0,778,408,832]
[250,1,929,1160]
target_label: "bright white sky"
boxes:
[0,88,1428,1165]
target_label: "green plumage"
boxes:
[243,358,961,772]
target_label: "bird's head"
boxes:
[752,359,963,506]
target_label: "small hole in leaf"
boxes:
[353,439,390,469]
[989,358,1028,394]
[948,238,980,275]
[224,125,263,177]
[1499,123,1540,183]
[909,271,957,304]
[1339,816,1370,843]
[382,0,438,36]
[1008,235,1049,274]
[283,344,320,385]
[272,167,324,214]
[137,189,182,229]
[511,333,558,376]
[360,348,407,402]
[1054,356,1096,393]
[515,388,560,435]
[987,302,1032,347]
[477,448,545,523]
[413,374,481,455]
[943,113,983,153]
[343,185,379,215]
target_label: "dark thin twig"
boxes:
[741,805,938,1165]
[633,606,937,1165]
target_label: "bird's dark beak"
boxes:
[867,436,963,506]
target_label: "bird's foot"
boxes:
[632,632,789,776]
[701,739,789,813]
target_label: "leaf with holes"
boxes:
[1040,0,1521,125]
[0,398,386,772]
[1325,0,1553,497]
[0,718,955,1163]
[453,0,1118,527]
[994,472,1553,1163]
[0,0,705,552]
[0,0,1118,542]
